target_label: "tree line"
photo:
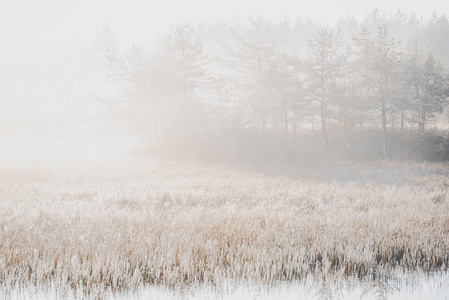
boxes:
[105,11,449,156]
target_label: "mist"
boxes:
[2,1,449,299]
[1,1,449,165]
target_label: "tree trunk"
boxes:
[320,102,329,147]
[401,108,405,132]
[283,104,288,137]
[381,101,388,157]
[292,109,297,137]
[138,131,146,148]
[320,70,328,147]
[419,110,426,133]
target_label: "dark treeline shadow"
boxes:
[136,128,449,183]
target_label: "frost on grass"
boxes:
[0,160,448,298]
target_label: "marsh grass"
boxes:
[0,159,448,298]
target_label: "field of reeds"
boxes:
[0,159,448,298]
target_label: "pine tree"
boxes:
[304,26,345,147]
[354,19,400,156]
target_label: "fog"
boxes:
[3,2,449,299]
[1,1,449,166]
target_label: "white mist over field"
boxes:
[1,0,449,163]
[2,1,449,299]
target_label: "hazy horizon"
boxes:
[2,1,449,163]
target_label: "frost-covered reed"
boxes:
[0,160,448,297]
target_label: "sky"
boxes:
[0,0,449,159]
[1,0,449,53]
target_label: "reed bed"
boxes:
[0,160,448,297]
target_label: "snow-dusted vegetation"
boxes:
[1,160,448,298]
[3,1,449,299]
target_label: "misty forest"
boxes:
[2,7,449,300]
[102,11,449,162]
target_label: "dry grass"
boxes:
[0,159,448,298]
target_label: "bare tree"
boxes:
[354,19,400,156]
[218,18,282,130]
[105,22,207,146]
[304,26,345,147]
